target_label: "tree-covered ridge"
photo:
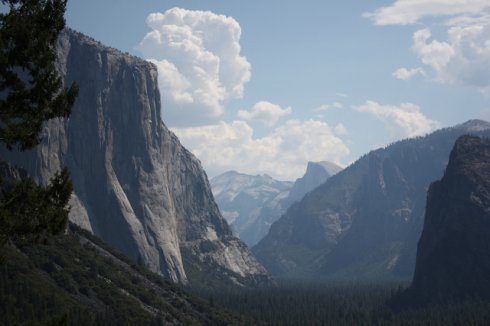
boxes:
[0,223,237,325]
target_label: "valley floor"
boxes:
[199,282,490,325]
[2,227,490,325]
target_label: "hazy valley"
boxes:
[2,1,490,325]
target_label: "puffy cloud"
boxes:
[237,101,292,127]
[364,0,490,26]
[171,119,349,180]
[412,29,455,75]
[354,101,440,139]
[392,67,425,80]
[411,23,490,92]
[137,7,251,127]
[366,1,490,93]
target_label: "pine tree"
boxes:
[0,0,78,245]
[0,0,78,150]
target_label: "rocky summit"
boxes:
[287,161,342,206]
[408,135,490,303]
[0,29,268,287]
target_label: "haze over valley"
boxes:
[2,1,490,324]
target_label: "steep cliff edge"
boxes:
[408,135,490,303]
[0,29,268,286]
[287,161,342,205]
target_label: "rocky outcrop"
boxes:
[253,120,490,282]
[408,135,490,303]
[287,161,342,205]
[0,29,268,286]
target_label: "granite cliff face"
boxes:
[287,161,342,205]
[0,29,268,286]
[409,136,490,302]
[253,120,490,282]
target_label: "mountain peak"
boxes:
[306,161,343,176]
[454,119,490,132]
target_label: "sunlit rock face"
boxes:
[410,135,490,302]
[0,29,269,286]
[253,120,490,282]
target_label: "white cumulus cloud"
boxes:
[237,101,292,127]
[412,29,455,75]
[392,67,425,80]
[171,119,349,180]
[137,7,251,127]
[354,101,440,139]
[367,1,490,94]
[364,0,490,26]
[412,23,490,92]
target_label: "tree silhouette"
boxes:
[0,0,78,245]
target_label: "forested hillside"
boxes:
[0,224,236,325]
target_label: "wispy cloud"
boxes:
[392,67,425,80]
[314,102,343,112]
[363,0,490,26]
[354,101,440,139]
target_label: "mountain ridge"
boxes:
[253,119,490,282]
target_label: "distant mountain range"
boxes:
[253,120,490,282]
[211,171,293,246]
[211,161,342,246]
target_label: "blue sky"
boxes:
[66,0,490,180]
